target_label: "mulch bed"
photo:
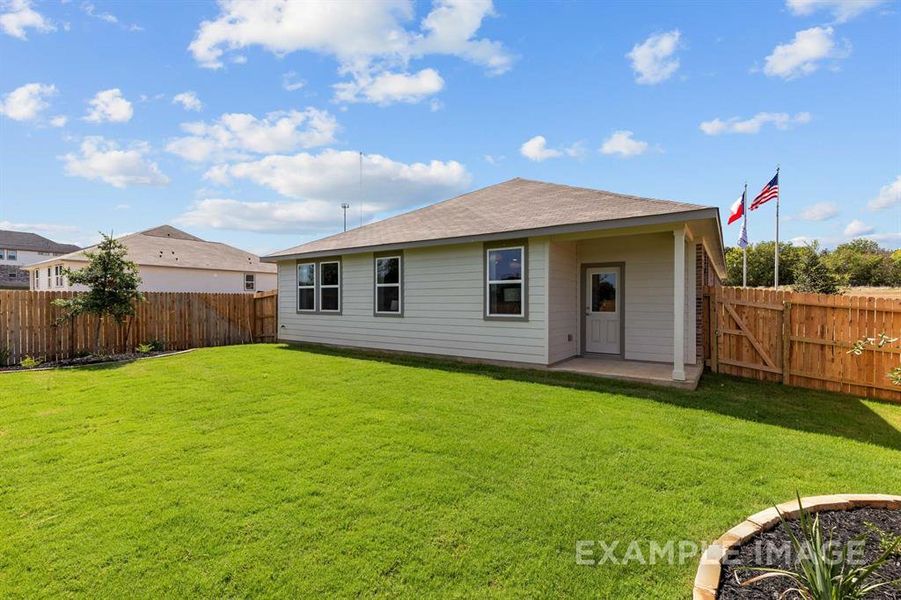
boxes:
[0,350,177,372]
[719,507,901,599]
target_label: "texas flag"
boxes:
[727,189,745,225]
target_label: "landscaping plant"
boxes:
[52,233,144,354]
[135,343,154,354]
[739,493,901,599]
[19,356,42,369]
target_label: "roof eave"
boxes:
[262,207,721,262]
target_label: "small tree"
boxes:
[53,233,144,354]
[793,242,840,294]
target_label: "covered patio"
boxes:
[548,355,704,390]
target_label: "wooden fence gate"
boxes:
[706,286,901,403]
[0,290,279,366]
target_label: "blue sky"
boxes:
[0,0,899,255]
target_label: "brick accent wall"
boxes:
[695,245,722,362]
[0,264,29,289]
[695,244,704,361]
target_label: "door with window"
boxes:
[585,266,621,354]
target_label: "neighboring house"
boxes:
[263,178,726,384]
[0,230,80,290]
[24,225,276,293]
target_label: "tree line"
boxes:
[724,239,901,293]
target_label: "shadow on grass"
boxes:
[276,342,901,452]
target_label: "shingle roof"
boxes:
[0,230,80,254]
[26,225,276,273]
[266,178,716,259]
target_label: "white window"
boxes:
[244,273,255,291]
[297,263,316,311]
[375,256,402,315]
[47,268,52,288]
[33,270,39,289]
[6,249,16,261]
[319,261,340,312]
[486,246,525,318]
[54,265,63,287]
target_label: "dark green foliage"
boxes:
[725,239,900,289]
[794,243,840,294]
[52,233,144,352]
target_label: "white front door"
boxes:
[585,267,621,354]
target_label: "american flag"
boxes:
[749,172,779,210]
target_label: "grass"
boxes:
[1,344,899,598]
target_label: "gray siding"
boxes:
[576,232,695,364]
[277,240,548,364]
[547,240,579,363]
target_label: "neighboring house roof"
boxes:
[0,230,80,254]
[265,178,721,260]
[25,225,276,274]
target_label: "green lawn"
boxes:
[2,344,900,598]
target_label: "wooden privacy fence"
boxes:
[705,286,901,403]
[0,290,278,366]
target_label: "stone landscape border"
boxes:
[693,494,901,599]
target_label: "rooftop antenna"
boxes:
[359,151,363,228]
[341,203,350,232]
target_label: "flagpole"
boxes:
[742,182,748,288]
[774,165,780,289]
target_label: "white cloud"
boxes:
[282,71,305,91]
[520,135,561,161]
[0,82,56,121]
[0,0,55,40]
[85,88,133,123]
[600,130,650,157]
[798,201,839,221]
[175,198,349,234]
[62,136,169,188]
[785,0,886,22]
[203,149,471,208]
[50,114,67,127]
[188,0,511,105]
[0,220,78,235]
[172,91,202,111]
[333,68,444,105]
[166,108,338,163]
[763,26,849,79]
[843,219,875,237]
[81,2,117,24]
[868,176,901,210]
[700,111,812,135]
[626,30,681,85]
[483,154,504,165]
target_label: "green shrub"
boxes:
[146,339,165,352]
[0,346,9,366]
[20,356,43,369]
[135,343,154,354]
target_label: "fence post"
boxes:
[782,301,792,385]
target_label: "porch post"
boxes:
[673,227,686,381]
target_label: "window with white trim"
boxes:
[486,246,524,317]
[319,261,340,312]
[375,256,402,315]
[297,263,316,311]
[7,249,16,261]
[33,270,40,289]
[54,265,63,287]
[47,267,52,288]
[244,273,255,291]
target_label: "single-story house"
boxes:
[25,225,277,293]
[263,178,725,386]
[0,230,80,290]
